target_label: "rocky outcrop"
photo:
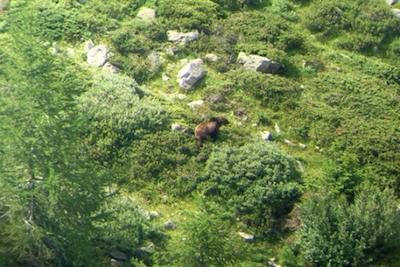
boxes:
[167,30,199,45]
[237,52,281,74]
[137,7,156,21]
[87,45,109,67]
[177,59,206,90]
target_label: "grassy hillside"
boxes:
[0,0,400,266]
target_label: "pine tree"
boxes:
[0,12,110,266]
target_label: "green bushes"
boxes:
[296,72,400,193]
[305,1,350,36]
[299,185,400,266]
[305,0,400,52]
[228,70,302,110]
[201,143,301,232]
[157,0,219,32]
[171,205,243,266]
[78,72,167,161]
[95,197,163,263]
[110,20,166,82]
[222,11,306,53]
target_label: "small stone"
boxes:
[148,211,160,220]
[164,220,176,230]
[175,94,187,100]
[204,53,219,62]
[238,231,254,242]
[162,73,170,81]
[171,123,183,131]
[187,100,204,109]
[262,131,272,142]
[110,251,128,261]
[284,139,296,147]
[299,143,307,149]
[137,7,156,21]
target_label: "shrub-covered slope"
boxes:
[0,0,399,266]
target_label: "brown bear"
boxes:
[195,116,229,147]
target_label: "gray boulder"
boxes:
[237,52,281,74]
[87,45,109,67]
[167,30,199,45]
[164,220,176,230]
[171,123,184,131]
[177,59,206,90]
[83,40,94,53]
[137,7,156,21]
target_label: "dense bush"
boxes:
[78,72,167,161]
[201,143,301,231]
[171,205,243,266]
[95,197,163,264]
[299,185,400,266]
[228,70,302,110]
[222,11,306,53]
[296,72,400,193]
[305,0,399,52]
[157,0,219,32]
[305,1,350,36]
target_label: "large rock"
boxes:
[177,59,206,90]
[167,30,199,45]
[237,52,281,74]
[87,45,109,67]
[137,7,156,21]
[387,0,398,5]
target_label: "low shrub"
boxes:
[299,185,400,266]
[201,143,302,232]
